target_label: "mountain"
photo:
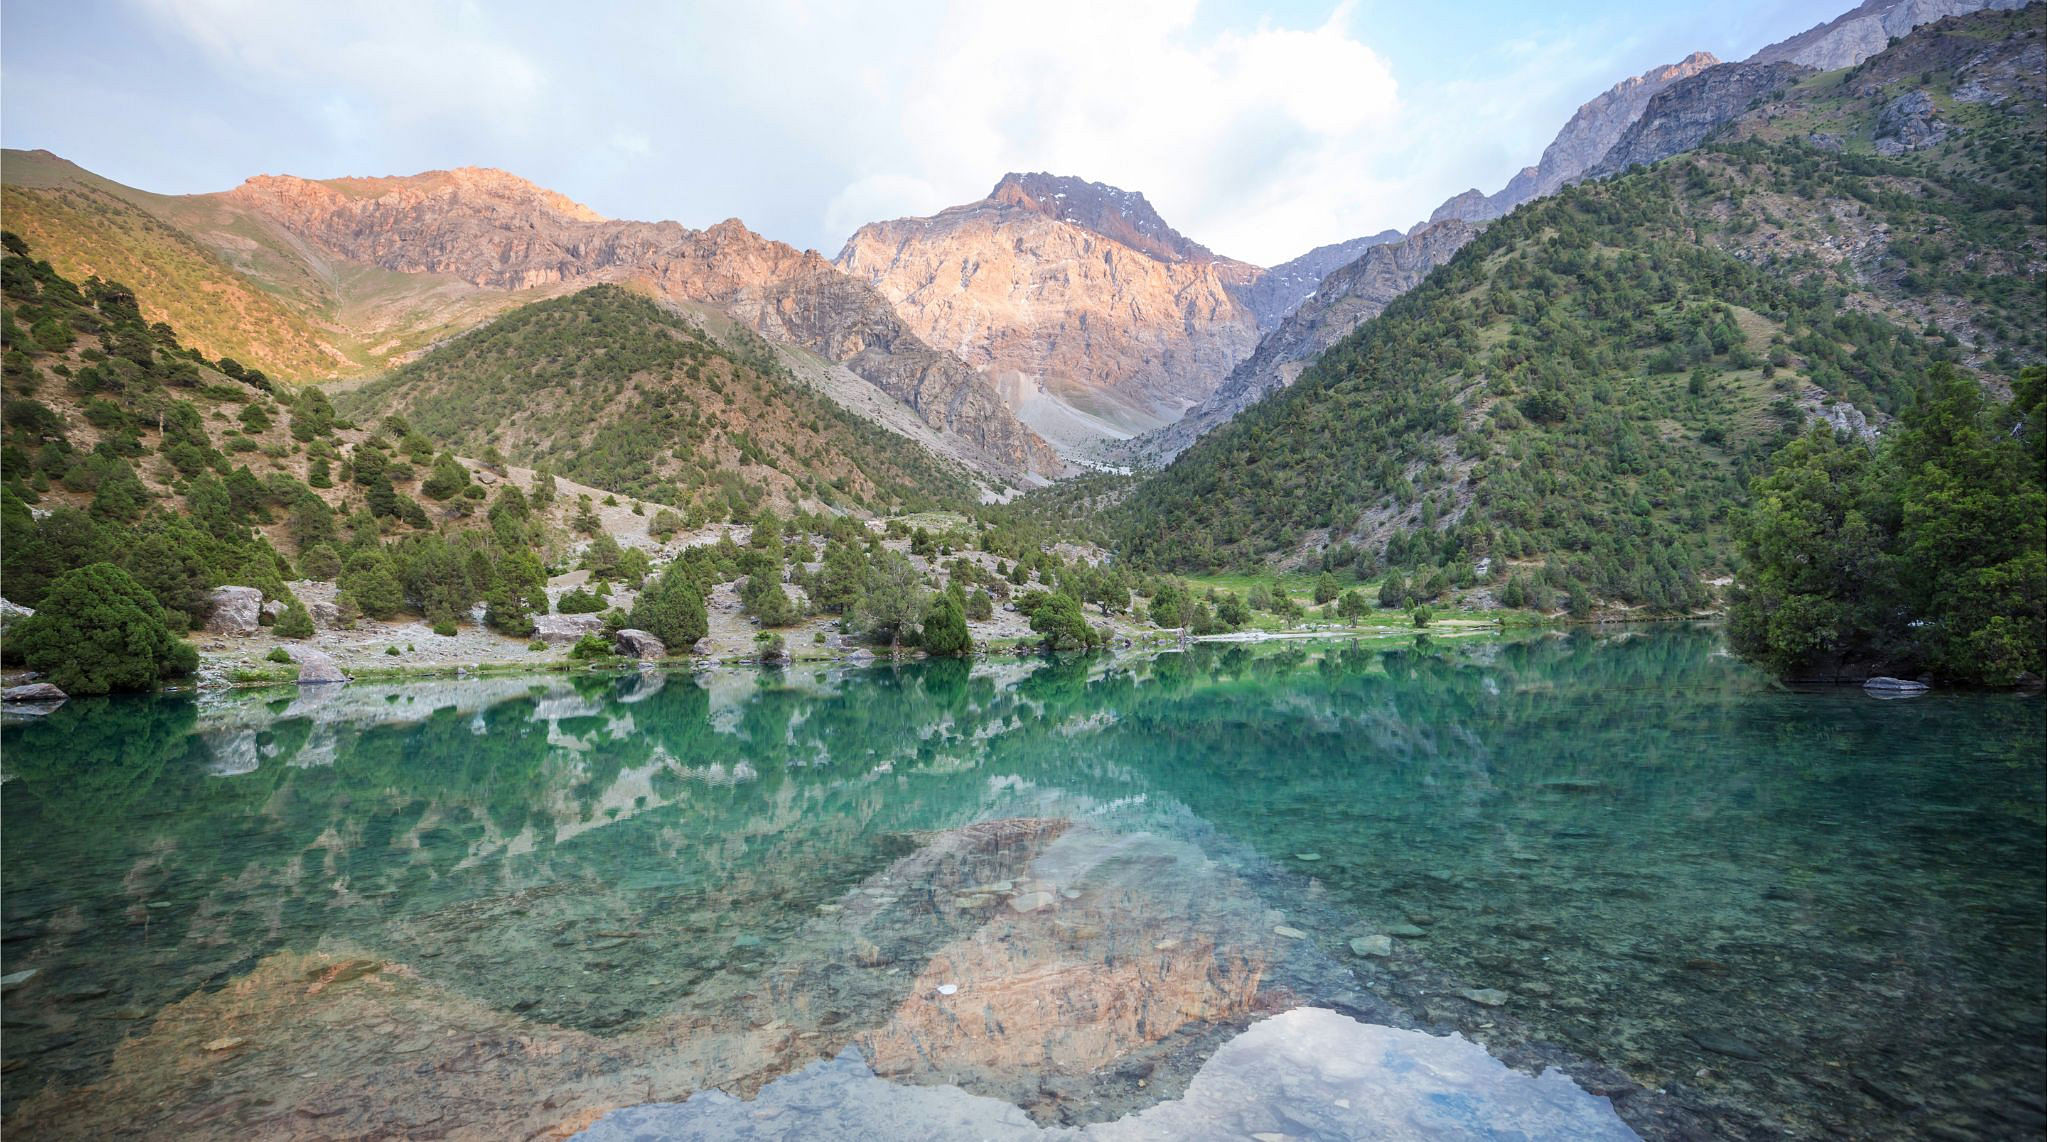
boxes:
[1236,230,1405,329]
[1426,53,1721,226]
[0,154,1060,483]
[1117,6,2043,608]
[221,167,1061,480]
[339,285,975,514]
[0,150,539,379]
[1125,220,1478,463]
[835,173,1262,455]
[1753,0,2033,70]
[1585,61,1816,179]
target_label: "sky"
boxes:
[2,0,1850,266]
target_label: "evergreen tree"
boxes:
[12,562,197,694]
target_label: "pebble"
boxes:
[1350,935,1394,957]
[936,984,958,996]
[1273,926,1308,940]
[0,969,36,989]
[1296,852,1321,861]
[1406,913,1437,926]
[203,1036,247,1052]
[1459,988,1510,1007]
[1060,888,1081,900]
[1386,923,1428,938]
[1154,938,1181,951]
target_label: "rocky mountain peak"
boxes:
[229,166,605,225]
[985,172,1221,265]
[1751,0,2031,71]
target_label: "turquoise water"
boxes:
[2,628,2040,1138]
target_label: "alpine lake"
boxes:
[2,626,2041,1140]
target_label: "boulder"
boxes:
[1874,90,1948,155]
[0,597,32,636]
[1863,676,1929,695]
[614,629,667,660]
[309,601,344,629]
[532,613,604,645]
[283,645,348,685]
[262,599,288,621]
[3,682,67,703]
[203,587,264,635]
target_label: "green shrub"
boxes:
[568,633,613,660]
[10,562,198,694]
[273,598,315,639]
[432,618,458,637]
[556,588,604,614]
[264,646,293,664]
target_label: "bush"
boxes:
[628,567,708,649]
[1412,605,1433,628]
[385,644,402,656]
[527,639,548,652]
[1029,592,1099,651]
[921,594,972,656]
[568,633,614,660]
[556,588,604,614]
[10,563,198,694]
[298,543,342,580]
[273,598,315,639]
[432,618,458,637]
[265,646,293,664]
[965,587,994,621]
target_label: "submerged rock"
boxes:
[1687,1030,1762,1061]
[1350,935,1394,958]
[1863,676,1929,695]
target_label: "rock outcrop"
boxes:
[224,169,1060,479]
[1751,0,2031,71]
[612,629,667,660]
[1241,230,1405,329]
[1874,89,1952,152]
[1587,61,1816,178]
[1130,220,1478,462]
[1427,52,1721,225]
[203,586,264,635]
[836,174,1262,453]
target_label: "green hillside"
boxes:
[0,150,535,380]
[1118,14,2042,613]
[340,284,975,519]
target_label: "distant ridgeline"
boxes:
[1118,7,2045,614]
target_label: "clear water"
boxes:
[2,627,2040,1139]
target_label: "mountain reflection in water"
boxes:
[2,628,2040,1139]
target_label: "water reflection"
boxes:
[2,628,2041,1138]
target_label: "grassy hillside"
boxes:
[0,150,536,380]
[340,285,975,519]
[1118,14,2041,612]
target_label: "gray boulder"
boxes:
[1864,676,1929,695]
[203,587,264,635]
[0,597,32,636]
[261,599,288,621]
[282,645,348,685]
[613,629,666,660]
[3,682,68,703]
[309,601,345,629]
[532,613,604,645]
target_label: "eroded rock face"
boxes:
[202,587,263,635]
[1588,61,1816,179]
[1751,0,2030,71]
[613,629,667,660]
[1132,220,1478,462]
[1240,230,1404,329]
[1875,89,1951,153]
[1427,52,1720,226]
[223,171,1059,479]
[836,174,1262,450]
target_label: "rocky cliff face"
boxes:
[225,170,1060,478]
[1586,61,1816,178]
[1127,219,1478,463]
[835,174,1262,455]
[1427,52,1720,225]
[1751,0,2031,70]
[1240,230,1405,328]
